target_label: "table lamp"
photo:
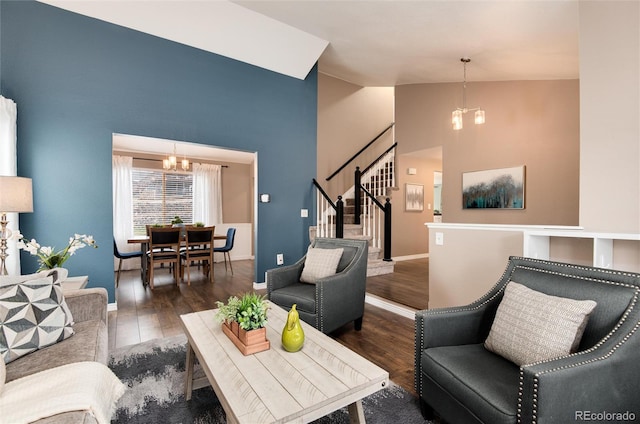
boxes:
[0,176,33,275]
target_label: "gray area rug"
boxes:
[108,335,431,424]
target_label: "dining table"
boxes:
[127,233,227,286]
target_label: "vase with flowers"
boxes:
[17,233,98,271]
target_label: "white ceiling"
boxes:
[46,0,580,162]
[40,0,580,87]
[112,133,256,164]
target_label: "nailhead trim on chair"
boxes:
[415,258,513,401]
[317,283,323,332]
[513,261,640,424]
[415,316,423,395]
[415,257,640,424]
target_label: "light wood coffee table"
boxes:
[180,301,389,423]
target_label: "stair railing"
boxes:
[360,187,392,261]
[314,123,395,260]
[353,142,397,225]
[312,179,344,239]
[326,123,394,182]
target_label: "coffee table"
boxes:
[180,301,389,423]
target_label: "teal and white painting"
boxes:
[462,166,525,209]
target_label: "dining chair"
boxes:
[113,239,143,287]
[147,226,181,289]
[214,227,236,275]
[180,226,215,285]
[146,224,174,271]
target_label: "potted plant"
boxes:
[215,295,241,336]
[216,292,270,355]
[194,222,205,227]
[236,292,269,345]
[171,215,186,237]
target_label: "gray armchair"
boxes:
[267,238,368,334]
[415,256,640,424]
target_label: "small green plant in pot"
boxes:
[236,292,269,331]
[236,292,269,348]
[217,293,270,353]
[215,295,241,325]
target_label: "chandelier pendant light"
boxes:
[163,143,190,171]
[452,57,485,130]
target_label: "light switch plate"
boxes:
[435,232,444,246]
[301,209,308,217]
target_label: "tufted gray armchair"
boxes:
[267,238,368,334]
[415,256,640,424]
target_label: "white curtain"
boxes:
[112,155,138,270]
[192,163,223,226]
[0,96,20,275]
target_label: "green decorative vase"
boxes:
[281,304,305,352]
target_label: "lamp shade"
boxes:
[0,176,33,213]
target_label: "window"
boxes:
[132,169,193,235]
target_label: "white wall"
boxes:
[579,1,640,233]
[214,223,253,262]
[427,2,640,308]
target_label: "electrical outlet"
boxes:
[276,253,284,265]
[301,209,308,218]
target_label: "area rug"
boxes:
[108,335,431,424]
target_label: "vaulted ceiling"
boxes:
[39,0,580,87]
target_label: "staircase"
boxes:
[311,161,397,277]
[309,223,395,276]
[311,124,397,276]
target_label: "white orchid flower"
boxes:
[16,233,99,270]
[68,244,86,255]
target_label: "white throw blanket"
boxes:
[0,361,125,424]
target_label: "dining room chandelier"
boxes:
[163,143,190,171]
[452,57,485,130]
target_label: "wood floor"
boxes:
[109,259,425,396]
[367,258,429,310]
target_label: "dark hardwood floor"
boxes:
[366,258,429,310]
[109,259,425,396]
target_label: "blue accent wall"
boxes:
[0,1,317,302]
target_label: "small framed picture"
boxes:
[405,183,424,211]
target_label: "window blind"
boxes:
[131,169,193,235]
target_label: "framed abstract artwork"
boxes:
[405,183,424,211]
[462,166,525,209]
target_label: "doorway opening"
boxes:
[111,133,257,286]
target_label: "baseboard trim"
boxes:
[253,281,267,290]
[365,293,416,320]
[392,253,429,261]
[108,302,118,312]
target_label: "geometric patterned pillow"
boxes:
[300,247,344,284]
[0,274,75,364]
[484,281,597,366]
[0,354,4,392]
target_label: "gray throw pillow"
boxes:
[300,247,344,284]
[485,281,597,366]
[0,273,75,364]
